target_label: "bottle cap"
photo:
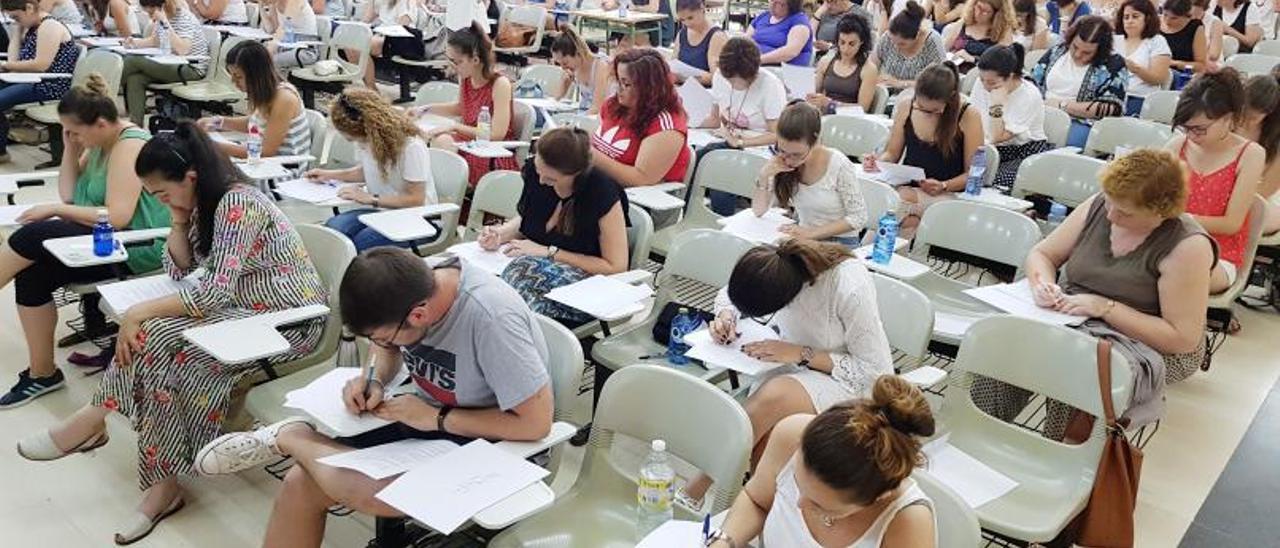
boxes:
[96,208,108,217]
[651,439,665,452]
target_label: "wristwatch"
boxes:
[437,405,454,433]
[371,194,381,208]
[546,245,559,259]
[988,105,1004,118]
[797,346,815,368]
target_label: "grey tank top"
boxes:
[821,59,863,104]
[1061,196,1217,317]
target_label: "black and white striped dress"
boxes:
[92,186,327,490]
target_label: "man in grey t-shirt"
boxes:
[195,248,554,543]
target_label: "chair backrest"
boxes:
[1223,34,1241,59]
[659,229,756,291]
[586,365,753,514]
[1010,152,1105,208]
[329,21,373,71]
[1024,48,1047,74]
[512,100,536,163]
[820,115,890,158]
[858,178,899,232]
[1083,117,1174,158]
[871,273,934,363]
[75,49,124,95]
[414,81,461,106]
[959,68,978,94]
[870,84,890,115]
[1225,53,1280,76]
[1210,196,1268,306]
[683,149,768,228]
[979,143,1000,187]
[246,1,260,26]
[626,203,654,270]
[535,314,585,422]
[1042,107,1071,148]
[1138,90,1179,124]
[1257,39,1280,57]
[295,224,358,366]
[519,64,567,97]
[416,149,471,255]
[463,170,523,237]
[912,200,1043,277]
[553,112,601,132]
[213,36,250,87]
[912,470,982,548]
[323,129,358,168]
[199,27,224,85]
[304,109,329,161]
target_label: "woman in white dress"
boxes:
[707,375,937,548]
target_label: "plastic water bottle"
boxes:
[636,439,675,539]
[246,123,263,162]
[92,209,114,257]
[157,22,171,55]
[871,212,898,265]
[964,148,986,196]
[283,17,296,44]
[476,106,492,144]
[618,0,629,17]
[667,307,702,365]
[337,329,360,368]
[1046,202,1068,231]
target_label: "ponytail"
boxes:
[57,73,119,125]
[801,375,936,505]
[551,24,594,68]
[447,21,497,81]
[135,121,243,257]
[889,0,926,39]
[916,63,963,159]
[726,239,853,318]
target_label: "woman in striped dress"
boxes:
[17,122,327,545]
[198,40,312,167]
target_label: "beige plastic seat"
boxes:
[24,49,124,125]
[626,203,655,270]
[959,68,978,95]
[649,149,766,258]
[871,273,934,370]
[821,114,889,158]
[911,200,1043,280]
[1256,39,1280,57]
[1223,34,1241,58]
[320,129,358,168]
[591,229,754,379]
[1225,52,1280,76]
[1010,152,1105,208]
[149,27,222,92]
[495,4,549,58]
[858,178,899,233]
[869,84,890,115]
[304,109,328,162]
[1138,89,1179,124]
[941,316,1132,543]
[1042,107,1070,148]
[552,112,600,133]
[1023,49,1047,75]
[519,63,567,97]
[1208,196,1267,314]
[1082,116,1174,158]
[289,21,373,108]
[462,170,523,239]
[413,149,472,256]
[912,469,982,548]
[412,81,460,106]
[488,365,753,548]
[512,100,537,163]
[227,224,357,429]
[170,35,247,104]
[979,143,1000,187]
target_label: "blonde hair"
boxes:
[329,89,425,180]
[963,0,1018,44]
[1100,149,1188,218]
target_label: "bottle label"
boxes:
[637,477,673,511]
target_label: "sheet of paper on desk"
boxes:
[836,105,866,117]
[99,273,202,317]
[780,64,816,100]
[963,279,1087,327]
[626,185,686,211]
[150,54,196,65]
[858,162,926,186]
[236,161,291,181]
[720,208,794,244]
[284,367,411,437]
[110,46,164,55]
[447,241,514,276]
[922,437,1018,508]
[275,179,355,204]
[545,275,653,319]
[208,131,242,146]
[0,204,34,226]
[318,438,460,479]
[686,129,721,148]
[637,520,704,547]
[375,439,550,534]
[933,310,981,338]
[678,78,715,128]
[0,73,43,84]
[373,24,414,37]
[683,320,783,377]
[668,58,707,80]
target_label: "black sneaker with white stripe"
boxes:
[0,369,66,409]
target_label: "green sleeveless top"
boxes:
[71,127,171,274]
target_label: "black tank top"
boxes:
[902,102,970,182]
[1162,19,1204,62]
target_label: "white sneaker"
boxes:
[195,417,312,476]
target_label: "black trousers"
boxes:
[8,220,120,308]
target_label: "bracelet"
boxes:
[437,405,454,433]
[1100,299,1116,319]
[367,377,385,391]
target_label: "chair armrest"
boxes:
[182,304,330,364]
[899,366,947,389]
[234,154,317,166]
[0,170,59,194]
[117,227,172,244]
[1046,147,1082,156]
[472,422,578,529]
[493,421,579,459]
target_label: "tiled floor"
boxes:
[1,140,1279,546]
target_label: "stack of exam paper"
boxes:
[719,208,794,244]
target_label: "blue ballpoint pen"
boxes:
[702,513,711,543]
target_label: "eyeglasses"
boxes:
[769,143,810,162]
[366,301,425,348]
[1179,123,1213,136]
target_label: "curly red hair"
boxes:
[604,49,684,138]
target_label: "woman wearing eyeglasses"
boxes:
[678,238,894,510]
[304,89,437,252]
[590,48,692,188]
[864,63,984,237]
[1030,15,1128,148]
[751,102,869,245]
[1165,69,1266,295]
[18,121,325,545]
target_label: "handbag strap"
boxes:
[1095,338,1118,427]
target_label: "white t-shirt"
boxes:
[1045,54,1088,102]
[358,136,437,203]
[196,0,249,23]
[865,0,908,30]
[710,69,787,132]
[1212,1,1264,28]
[375,0,417,25]
[971,80,1048,144]
[1115,34,1171,97]
[1258,0,1277,39]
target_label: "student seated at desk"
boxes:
[359,0,422,89]
[307,88,437,251]
[1116,0,1172,115]
[0,0,80,164]
[874,3,948,89]
[680,239,894,508]
[747,0,815,66]
[811,0,874,53]
[260,0,321,69]
[194,248,554,548]
[196,41,312,162]
[1162,0,1209,76]
[121,0,211,127]
[1238,73,1280,234]
[1030,15,1128,147]
[549,25,611,115]
[1047,0,1094,34]
[85,0,136,37]
[0,75,169,407]
[940,0,1018,66]
[971,44,1054,191]
[1215,0,1264,52]
[709,376,937,548]
[590,48,692,187]
[38,0,81,26]
[419,23,520,185]
[751,102,869,245]
[807,13,880,115]
[1165,69,1265,294]
[865,63,983,236]
[16,122,327,545]
[673,0,727,86]
[479,127,630,324]
[1013,0,1053,49]
[189,0,249,24]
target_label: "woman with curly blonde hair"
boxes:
[302,88,437,251]
[941,0,1018,65]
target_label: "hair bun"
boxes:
[84,72,109,96]
[871,375,936,438]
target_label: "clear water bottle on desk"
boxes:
[636,439,675,539]
[283,17,296,44]
[476,106,491,145]
[246,123,263,162]
[1045,202,1067,232]
[618,0,630,17]
[157,23,171,55]
[92,209,114,258]
[964,148,986,196]
[667,307,702,365]
[870,212,898,265]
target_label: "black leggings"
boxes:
[8,220,121,308]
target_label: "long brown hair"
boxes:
[329,88,424,179]
[604,49,684,138]
[523,127,595,236]
[964,0,1018,44]
[915,63,963,159]
[773,101,823,208]
[447,22,498,81]
[726,239,853,318]
[1245,74,1280,162]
